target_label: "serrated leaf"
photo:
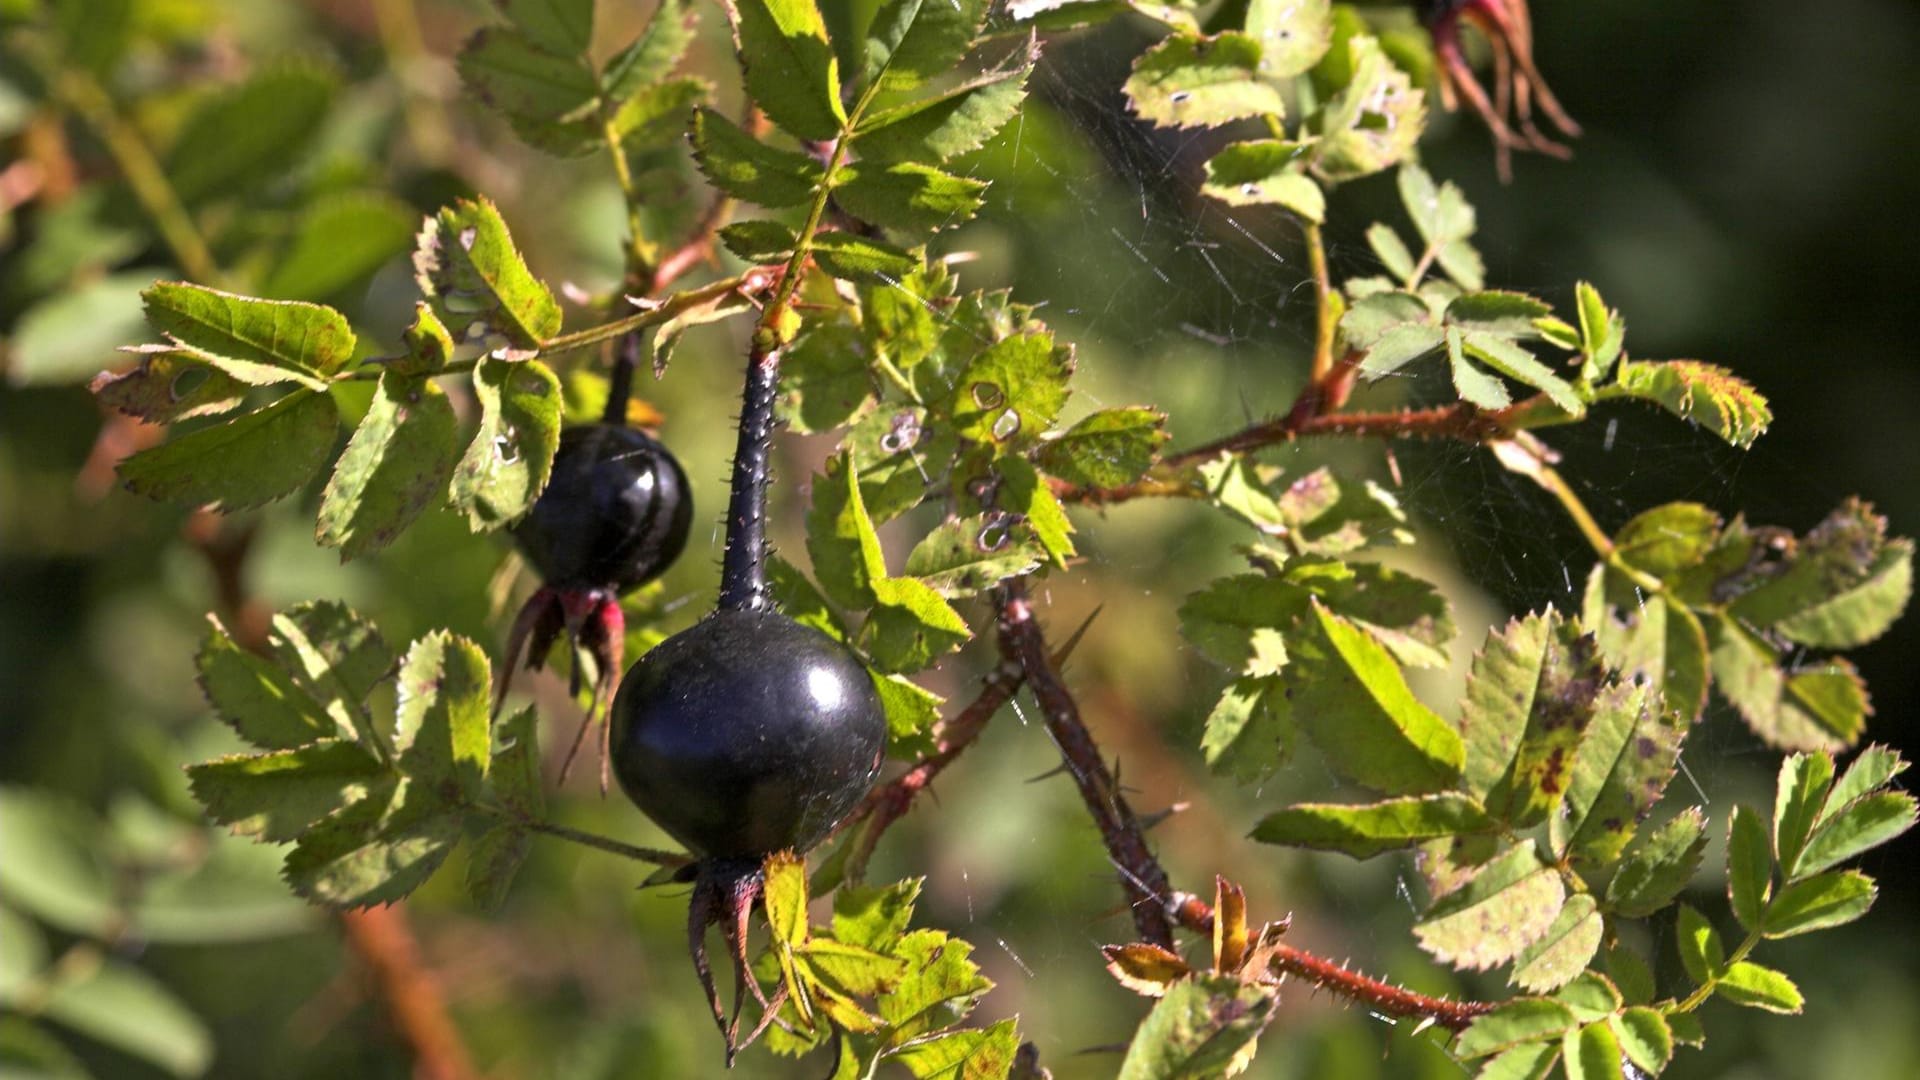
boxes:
[892,1018,1019,1079]
[1251,793,1489,858]
[835,161,988,235]
[1472,1043,1560,1080]
[731,0,847,141]
[1554,972,1622,1022]
[1794,791,1918,878]
[1461,331,1582,415]
[1358,323,1445,378]
[873,671,943,757]
[721,219,799,263]
[89,347,247,423]
[691,106,823,208]
[41,958,212,1077]
[1199,140,1323,220]
[467,705,541,910]
[763,850,809,948]
[878,931,993,1043]
[1463,611,1605,825]
[1674,903,1720,986]
[1575,282,1625,381]
[809,454,881,609]
[263,191,416,301]
[164,65,334,204]
[457,27,602,154]
[812,232,921,281]
[195,618,335,748]
[1125,32,1284,130]
[1822,745,1908,825]
[1613,502,1721,578]
[866,0,990,92]
[1605,808,1708,918]
[1037,407,1167,488]
[186,740,384,842]
[1584,569,1711,722]
[650,281,759,375]
[495,0,594,55]
[1447,327,1511,409]
[394,303,457,378]
[1603,944,1655,1004]
[1763,869,1876,938]
[947,331,1071,448]
[603,0,696,99]
[1313,35,1424,183]
[778,321,873,434]
[1608,360,1772,448]
[1773,750,1835,875]
[281,780,463,907]
[1727,803,1772,930]
[1201,676,1293,783]
[996,455,1075,568]
[1116,975,1276,1080]
[393,632,492,803]
[1447,291,1553,336]
[1247,0,1332,78]
[1730,499,1912,649]
[1611,1007,1671,1074]
[1561,1022,1624,1080]
[1340,291,1429,350]
[1511,894,1602,993]
[1707,615,1865,751]
[1102,943,1191,997]
[607,76,710,151]
[1551,679,1684,869]
[316,372,456,558]
[854,55,1032,163]
[119,389,340,510]
[834,878,921,950]
[144,281,354,383]
[1294,603,1463,795]
[414,198,562,347]
[1717,961,1803,1013]
[1453,998,1576,1059]
[863,574,972,673]
[1413,844,1565,972]
[903,515,1042,596]
[1398,163,1474,251]
[1368,223,1416,283]
[450,357,562,529]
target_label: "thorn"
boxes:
[1050,605,1104,668]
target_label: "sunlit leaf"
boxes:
[414,198,562,347]
[450,357,562,529]
[119,389,341,510]
[1251,793,1490,858]
[1125,32,1285,130]
[315,372,457,558]
[730,0,847,141]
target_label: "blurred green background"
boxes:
[2,1,1916,1077]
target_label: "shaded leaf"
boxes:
[903,515,1042,596]
[263,191,416,300]
[90,347,248,423]
[281,780,463,908]
[731,0,847,141]
[1550,679,1684,870]
[392,631,494,802]
[10,272,152,386]
[1729,499,1912,649]
[834,161,988,235]
[450,357,562,529]
[316,372,457,558]
[812,233,921,281]
[119,389,341,510]
[1793,791,1918,879]
[891,1018,1019,1079]
[186,740,384,842]
[195,617,335,748]
[1453,998,1576,1059]
[1461,611,1606,826]
[866,0,990,92]
[854,55,1032,163]
[1511,894,1603,993]
[1199,140,1324,221]
[164,64,334,204]
[1116,975,1276,1080]
[1037,407,1168,488]
[1252,793,1489,858]
[42,959,212,1077]
[1727,803,1772,930]
[1413,843,1565,972]
[1246,0,1332,78]
[1312,35,1424,183]
[1707,615,1866,751]
[690,106,823,208]
[1604,808,1708,918]
[1201,676,1293,783]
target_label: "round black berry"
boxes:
[513,423,693,594]
[609,609,887,860]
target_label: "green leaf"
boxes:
[605,75,709,152]
[864,574,973,673]
[1584,569,1711,721]
[1201,676,1293,782]
[494,0,594,55]
[1773,750,1835,874]
[719,219,798,264]
[1312,35,1425,183]
[0,789,118,937]
[119,389,341,510]
[450,357,562,529]
[1413,844,1565,972]
[603,0,696,98]
[457,27,602,155]
[1611,1007,1672,1074]
[1251,793,1490,858]
[393,631,493,802]
[1762,869,1876,938]
[1575,281,1625,381]
[947,331,1072,448]
[1340,291,1429,351]
[1471,1043,1560,1080]
[186,740,384,842]
[903,515,1042,596]
[1607,360,1772,448]
[1447,291,1553,336]
[1550,679,1684,870]
[865,0,989,92]
[891,1018,1019,1079]
[195,618,335,748]
[1511,894,1603,993]
[395,303,457,378]
[267,601,393,715]
[1674,903,1721,986]
[1727,803,1773,930]
[9,271,152,386]
[812,233,922,280]
[1125,31,1285,131]
[763,850,810,948]
[1453,998,1576,1059]
[1037,407,1167,488]
[1613,502,1721,578]
[872,672,943,757]
[414,198,562,347]
[779,321,875,434]
[263,191,416,300]
[316,372,457,558]
[809,455,881,609]
[731,0,847,141]
[1604,808,1708,918]
[42,959,212,1077]
[164,64,334,204]
[1447,327,1511,409]
[1461,611,1605,825]
[1717,961,1803,1013]
[690,106,824,208]
[1368,224,1416,283]
[1294,603,1463,795]
[877,930,993,1042]
[1554,972,1622,1023]
[854,54,1032,163]
[996,455,1075,568]
[144,281,355,383]
[1603,943,1656,1004]
[1199,139,1324,220]
[467,706,540,910]
[1357,324,1445,378]
[1821,745,1908,826]
[1116,975,1277,1080]
[1461,331,1583,415]
[833,878,922,950]
[1729,499,1913,649]
[1561,1022,1624,1080]
[1794,791,1918,878]
[1706,616,1865,751]
[282,780,463,907]
[1246,0,1332,78]
[834,161,989,235]
[0,902,46,1001]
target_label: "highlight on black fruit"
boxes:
[610,344,889,1062]
[496,422,693,787]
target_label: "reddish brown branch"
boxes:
[647,191,736,294]
[1169,894,1493,1032]
[996,581,1177,949]
[339,907,480,1080]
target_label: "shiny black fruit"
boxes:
[513,423,693,594]
[610,609,887,860]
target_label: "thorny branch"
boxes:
[994,580,1497,1031]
